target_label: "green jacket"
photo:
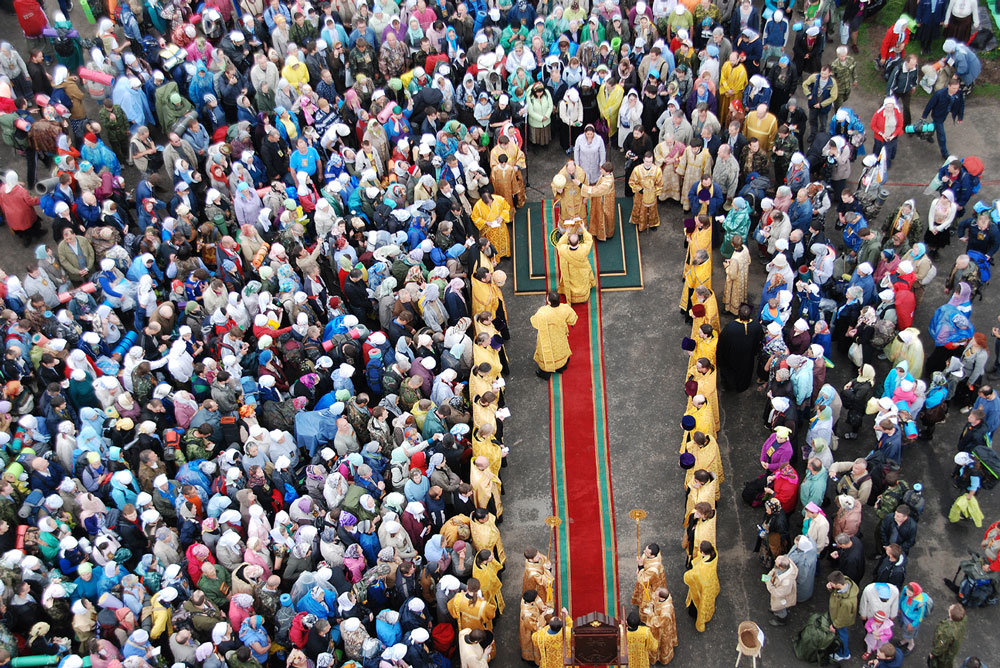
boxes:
[929,617,966,668]
[830,57,857,95]
[184,432,215,461]
[198,564,232,609]
[828,579,858,629]
[857,231,884,267]
[500,25,530,52]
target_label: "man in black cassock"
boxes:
[718,303,764,391]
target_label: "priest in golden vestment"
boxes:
[459,628,493,668]
[684,543,720,632]
[683,503,717,568]
[743,103,778,152]
[551,162,587,222]
[491,153,525,210]
[628,153,664,232]
[522,548,554,604]
[581,162,616,241]
[472,190,512,259]
[690,286,721,336]
[472,333,503,380]
[683,215,713,273]
[679,249,712,313]
[723,235,751,315]
[470,508,505,565]
[687,325,718,374]
[530,292,579,376]
[556,226,596,304]
[472,422,503,476]
[683,433,724,494]
[448,582,497,630]
[684,469,720,521]
[625,612,660,668]
[686,359,720,432]
[471,267,505,326]
[519,592,550,661]
[470,455,503,518]
[680,397,716,455]
[489,133,526,169]
[677,140,713,212]
[533,618,572,668]
[473,550,505,615]
[631,544,667,606]
[641,587,679,665]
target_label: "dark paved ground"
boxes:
[1,9,999,666]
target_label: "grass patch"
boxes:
[871,0,1000,61]
[854,11,1000,98]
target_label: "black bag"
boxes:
[973,444,1000,489]
[901,487,926,519]
[53,30,75,57]
[742,474,768,507]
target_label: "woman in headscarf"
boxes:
[720,197,751,259]
[831,285,863,355]
[616,89,643,150]
[925,190,957,258]
[417,284,449,334]
[0,171,41,244]
[954,331,990,410]
[840,363,875,440]
[926,282,975,376]
[850,305,880,369]
[804,404,834,462]
[442,278,468,326]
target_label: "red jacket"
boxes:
[892,284,916,330]
[880,25,910,61]
[0,185,39,232]
[871,107,904,142]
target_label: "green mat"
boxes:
[512,198,643,294]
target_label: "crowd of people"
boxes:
[0,0,995,665]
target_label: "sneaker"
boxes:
[960,406,972,414]
[831,654,851,662]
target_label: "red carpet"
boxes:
[543,200,619,617]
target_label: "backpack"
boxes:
[40,192,59,217]
[875,481,909,519]
[289,611,310,648]
[870,319,897,349]
[973,444,1000,489]
[278,334,309,378]
[53,29,76,57]
[901,486,926,519]
[793,612,838,663]
[0,113,27,151]
[163,429,182,461]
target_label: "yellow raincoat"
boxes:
[281,56,310,93]
[597,82,624,138]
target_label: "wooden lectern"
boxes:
[565,612,628,666]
